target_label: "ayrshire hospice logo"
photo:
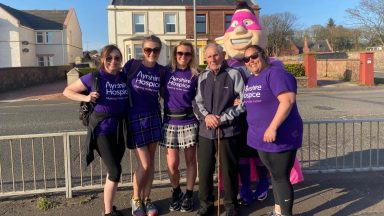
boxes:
[134,70,161,91]
[243,84,262,103]
[105,81,128,100]
[167,75,191,91]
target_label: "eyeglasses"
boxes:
[143,47,161,55]
[176,51,192,57]
[106,56,121,62]
[243,52,260,63]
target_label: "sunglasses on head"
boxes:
[106,56,121,62]
[243,52,260,63]
[176,51,192,57]
[143,47,161,55]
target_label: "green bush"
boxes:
[77,68,95,77]
[284,63,305,77]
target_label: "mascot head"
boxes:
[223,0,267,59]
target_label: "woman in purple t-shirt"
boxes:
[63,45,127,216]
[242,45,303,216]
[160,41,199,212]
[122,35,164,216]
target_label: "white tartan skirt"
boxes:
[160,123,198,149]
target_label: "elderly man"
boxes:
[194,43,245,216]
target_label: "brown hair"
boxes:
[98,44,122,70]
[170,41,199,76]
[235,0,255,15]
[244,44,268,63]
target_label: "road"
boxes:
[0,85,384,196]
[1,86,384,136]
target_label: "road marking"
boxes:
[0,102,74,109]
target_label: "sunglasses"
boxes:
[143,47,161,55]
[106,56,121,62]
[243,52,260,63]
[176,51,192,57]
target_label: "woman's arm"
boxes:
[63,79,99,103]
[263,91,296,142]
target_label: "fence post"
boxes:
[63,133,72,198]
[304,53,317,88]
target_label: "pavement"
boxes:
[1,171,383,216]
[1,80,384,216]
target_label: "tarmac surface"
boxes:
[0,171,383,216]
[1,80,384,216]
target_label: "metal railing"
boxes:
[0,118,383,198]
[299,119,384,173]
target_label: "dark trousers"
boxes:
[197,135,240,209]
[258,150,297,215]
[96,134,126,182]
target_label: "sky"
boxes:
[1,0,361,51]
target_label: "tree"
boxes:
[346,0,384,47]
[261,12,297,56]
[327,18,336,28]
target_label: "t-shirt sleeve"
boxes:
[79,73,93,92]
[268,67,297,97]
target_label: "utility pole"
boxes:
[193,0,197,58]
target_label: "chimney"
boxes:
[303,37,310,53]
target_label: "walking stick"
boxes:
[217,128,221,216]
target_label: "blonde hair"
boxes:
[170,41,198,76]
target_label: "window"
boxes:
[225,14,233,29]
[36,32,44,43]
[37,56,53,66]
[164,14,176,33]
[134,44,143,59]
[37,56,45,66]
[36,31,53,44]
[196,15,206,33]
[126,45,132,60]
[45,32,52,43]
[48,56,53,66]
[133,14,145,33]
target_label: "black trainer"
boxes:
[196,205,214,216]
[180,195,194,212]
[105,206,123,216]
[169,189,184,211]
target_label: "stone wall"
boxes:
[348,50,384,71]
[317,59,360,81]
[0,65,71,93]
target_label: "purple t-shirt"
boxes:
[162,68,198,125]
[243,65,303,152]
[123,59,162,115]
[80,70,129,135]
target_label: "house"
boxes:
[0,3,82,68]
[279,37,334,56]
[107,0,258,65]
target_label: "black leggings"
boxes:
[96,134,126,182]
[258,150,297,215]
